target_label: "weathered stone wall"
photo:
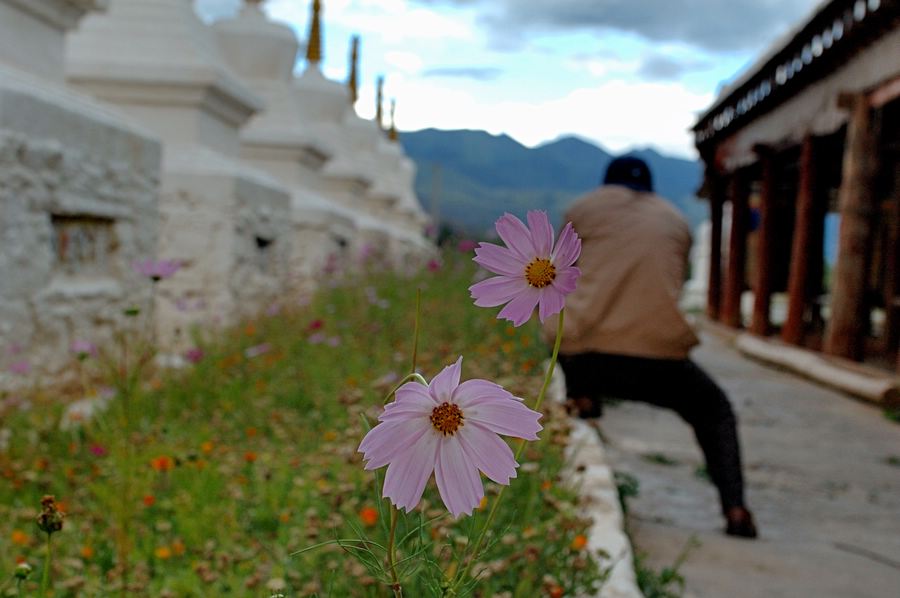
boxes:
[151,148,291,348]
[0,69,160,385]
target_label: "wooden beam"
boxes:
[721,172,749,328]
[707,174,725,320]
[782,136,817,345]
[824,94,879,360]
[750,147,776,335]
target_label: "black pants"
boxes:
[557,352,746,514]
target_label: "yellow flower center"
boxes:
[430,402,464,436]
[524,258,556,288]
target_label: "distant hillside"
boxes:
[400,129,707,237]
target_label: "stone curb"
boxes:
[549,362,642,598]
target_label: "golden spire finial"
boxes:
[388,99,398,141]
[306,0,322,65]
[347,36,359,105]
[375,75,384,130]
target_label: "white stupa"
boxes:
[0,0,162,383]
[212,0,359,292]
[66,0,293,347]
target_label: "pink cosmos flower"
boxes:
[133,259,180,282]
[8,360,30,375]
[70,339,97,358]
[457,239,478,253]
[469,211,581,327]
[358,357,542,518]
[183,348,204,364]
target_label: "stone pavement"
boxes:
[598,332,900,598]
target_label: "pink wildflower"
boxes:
[358,357,542,518]
[8,360,30,375]
[427,258,442,272]
[90,444,108,457]
[183,348,204,364]
[457,239,478,253]
[70,340,96,358]
[308,332,326,345]
[469,211,581,327]
[133,259,180,282]
[307,319,324,331]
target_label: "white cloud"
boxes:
[265,0,475,44]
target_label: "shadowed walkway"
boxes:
[599,332,900,598]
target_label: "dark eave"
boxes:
[694,0,900,150]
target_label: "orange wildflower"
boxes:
[478,496,489,510]
[200,441,214,454]
[142,495,156,508]
[244,451,257,464]
[570,534,588,551]
[11,530,29,546]
[154,546,172,560]
[150,456,173,472]
[171,539,186,556]
[322,430,337,442]
[548,585,564,598]
[359,506,378,527]
[80,545,94,559]
[245,427,257,438]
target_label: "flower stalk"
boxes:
[451,309,565,591]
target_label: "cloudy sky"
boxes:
[195,0,822,158]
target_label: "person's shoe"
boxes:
[565,396,603,419]
[725,506,758,539]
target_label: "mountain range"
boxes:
[399,129,708,237]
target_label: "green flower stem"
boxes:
[450,309,565,592]
[387,507,402,597]
[384,288,423,595]
[40,533,51,597]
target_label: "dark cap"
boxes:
[603,156,653,193]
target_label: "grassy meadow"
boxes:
[0,251,609,597]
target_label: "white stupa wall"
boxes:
[0,0,162,386]
[66,0,293,348]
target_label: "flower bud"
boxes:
[36,495,64,535]
[14,562,32,580]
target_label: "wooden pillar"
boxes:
[824,94,879,360]
[883,194,900,355]
[782,136,817,345]
[721,172,749,328]
[707,174,725,320]
[750,148,776,335]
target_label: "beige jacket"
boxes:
[543,185,699,359]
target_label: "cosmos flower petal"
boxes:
[495,213,537,261]
[452,379,523,408]
[360,419,429,470]
[466,396,543,440]
[434,438,484,518]
[496,286,541,327]
[473,243,526,277]
[457,423,518,485]
[469,276,530,308]
[382,431,439,512]
[551,222,582,267]
[429,357,462,402]
[527,210,554,257]
[552,267,581,295]
[538,287,566,322]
